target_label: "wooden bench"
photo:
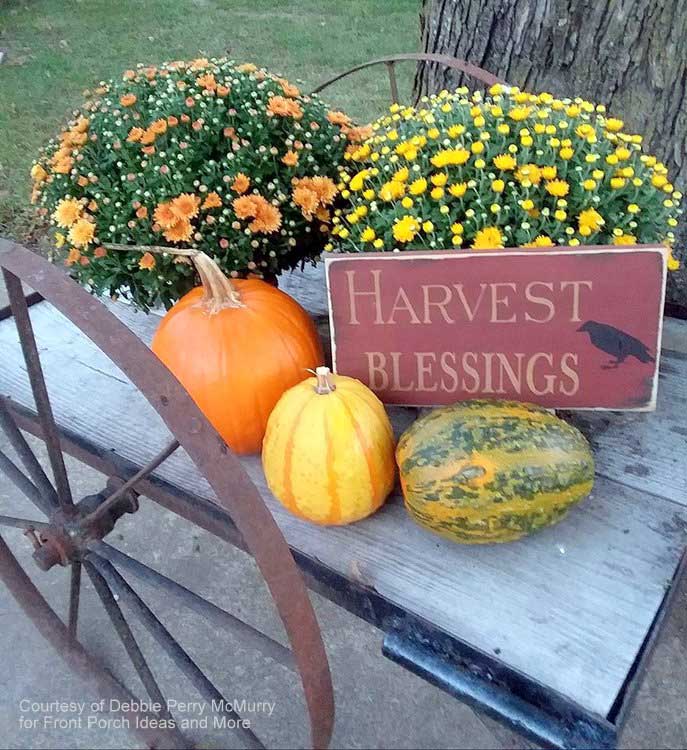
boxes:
[0,262,685,749]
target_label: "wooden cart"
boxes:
[1,56,686,750]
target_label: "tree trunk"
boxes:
[414,0,687,313]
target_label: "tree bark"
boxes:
[414,0,687,312]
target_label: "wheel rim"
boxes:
[0,239,335,750]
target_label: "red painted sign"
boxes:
[325,246,667,410]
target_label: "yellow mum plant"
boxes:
[330,84,682,270]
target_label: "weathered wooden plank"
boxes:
[0,300,685,720]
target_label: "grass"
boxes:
[0,0,420,245]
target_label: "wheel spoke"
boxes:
[2,270,73,507]
[0,397,59,507]
[0,514,49,531]
[79,439,179,528]
[68,561,81,640]
[84,560,185,734]
[0,534,187,750]
[93,541,295,670]
[87,552,265,750]
[0,448,53,516]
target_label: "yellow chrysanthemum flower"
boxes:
[409,178,428,195]
[392,215,421,243]
[447,124,466,138]
[545,179,569,197]
[448,182,468,198]
[493,153,517,171]
[379,180,405,201]
[349,169,370,192]
[360,227,376,243]
[515,163,542,185]
[472,226,504,250]
[431,148,470,168]
[578,208,604,233]
[68,218,95,248]
[53,198,82,228]
[508,106,531,121]
[523,235,554,248]
[613,234,636,245]
[491,179,505,193]
[431,173,448,186]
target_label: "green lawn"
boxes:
[0,0,420,245]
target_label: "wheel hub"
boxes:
[25,477,139,571]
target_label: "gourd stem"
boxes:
[192,252,244,313]
[314,366,336,395]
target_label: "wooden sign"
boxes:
[325,246,667,411]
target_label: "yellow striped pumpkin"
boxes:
[262,367,396,525]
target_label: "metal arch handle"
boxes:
[311,52,506,99]
[0,240,334,750]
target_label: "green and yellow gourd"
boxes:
[396,400,594,544]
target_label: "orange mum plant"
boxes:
[30,57,364,310]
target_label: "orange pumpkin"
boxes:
[152,252,323,454]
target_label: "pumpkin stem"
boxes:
[314,366,336,394]
[192,251,244,313]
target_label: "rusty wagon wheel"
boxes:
[0,240,334,750]
[311,52,506,103]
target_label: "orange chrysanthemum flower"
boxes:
[344,124,374,143]
[196,73,216,91]
[139,252,156,270]
[65,247,82,266]
[122,69,136,80]
[140,129,157,145]
[292,186,319,219]
[327,110,352,127]
[120,93,137,107]
[310,176,338,205]
[127,127,145,143]
[136,206,148,219]
[94,246,107,258]
[171,193,200,220]
[153,202,178,229]
[216,85,230,97]
[190,58,209,71]
[279,79,300,98]
[167,115,179,127]
[68,218,96,248]
[250,200,281,234]
[231,173,250,194]
[233,195,257,220]
[237,62,257,73]
[282,150,299,167]
[267,96,303,120]
[315,206,331,223]
[202,192,223,210]
[52,157,73,174]
[149,119,168,135]
[163,220,194,243]
[232,195,282,234]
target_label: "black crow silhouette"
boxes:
[577,320,655,369]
